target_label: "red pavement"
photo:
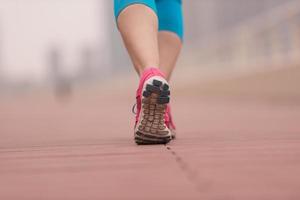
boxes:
[0,81,300,200]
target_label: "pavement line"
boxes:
[165,145,212,194]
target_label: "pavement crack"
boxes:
[165,145,213,194]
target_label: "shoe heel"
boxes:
[143,80,170,105]
[136,78,171,144]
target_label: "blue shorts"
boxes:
[114,0,184,41]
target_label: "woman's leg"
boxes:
[156,0,183,81]
[115,1,159,76]
[155,0,183,138]
[158,32,182,81]
[114,0,182,143]
[115,0,172,144]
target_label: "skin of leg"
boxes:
[117,4,160,76]
[158,31,182,81]
[155,0,184,81]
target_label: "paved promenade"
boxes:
[1,73,300,200]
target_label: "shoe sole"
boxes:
[171,131,176,139]
[135,78,172,145]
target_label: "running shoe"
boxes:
[134,68,172,144]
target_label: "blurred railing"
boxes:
[199,0,300,71]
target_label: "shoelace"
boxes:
[132,103,137,115]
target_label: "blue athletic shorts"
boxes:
[114,0,184,41]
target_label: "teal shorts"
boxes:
[114,0,184,41]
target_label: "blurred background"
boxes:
[0,0,300,147]
[0,0,299,96]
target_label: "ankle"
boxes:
[139,67,155,76]
[139,67,166,78]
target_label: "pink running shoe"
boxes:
[134,68,172,144]
[165,105,177,139]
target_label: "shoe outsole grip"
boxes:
[135,79,171,145]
